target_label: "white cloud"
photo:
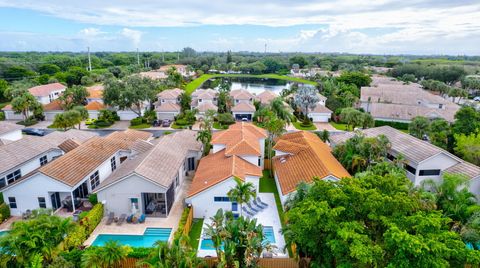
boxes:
[120,28,142,47]
[79,28,104,37]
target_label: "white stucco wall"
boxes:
[117,110,144,121]
[0,129,22,142]
[3,111,25,120]
[156,112,178,120]
[414,153,459,186]
[44,111,63,121]
[309,113,331,122]
[239,155,261,167]
[88,111,100,119]
[2,173,71,216]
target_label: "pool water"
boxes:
[92,228,171,247]
[200,226,276,250]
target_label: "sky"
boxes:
[0,0,479,55]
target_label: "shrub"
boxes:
[63,224,87,250]
[0,112,4,121]
[64,203,103,250]
[0,192,4,204]
[88,194,98,205]
[217,113,235,125]
[374,120,409,130]
[130,117,146,126]
[163,131,173,135]
[173,207,191,240]
[16,118,38,126]
[143,110,157,123]
[127,247,152,259]
[98,109,119,123]
[59,249,83,266]
[93,119,112,128]
[175,118,191,126]
[78,211,89,222]
[0,203,10,222]
[80,203,104,234]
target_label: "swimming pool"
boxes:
[200,226,276,250]
[92,228,171,247]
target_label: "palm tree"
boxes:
[139,236,204,268]
[264,114,286,162]
[81,241,131,268]
[270,97,293,124]
[196,129,212,156]
[227,178,257,217]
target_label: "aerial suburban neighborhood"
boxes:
[1,1,480,268]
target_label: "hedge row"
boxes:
[63,203,104,249]
[0,203,10,223]
[173,207,191,240]
[374,120,409,130]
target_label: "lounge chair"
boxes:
[138,214,146,223]
[253,199,267,209]
[126,215,133,223]
[106,212,114,225]
[247,202,260,213]
[116,214,127,226]
[242,207,254,218]
[257,197,268,207]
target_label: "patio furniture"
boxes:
[22,209,32,220]
[106,212,114,225]
[253,199,267,209]
[116,214,127,226]
[247,202,260,213]
[126,215,133,223]
[256,197,269,208]
[138,214,146,223]
[242,207,254,218]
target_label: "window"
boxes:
[232,202,238,211]
[439,104,443,109]
[8,197,17,209]
[110,157,117,172]
[187,157,195,171]
[6,170,21,184]
[175,175,179,187]
[419,169,441,176]
[214,196,230,202]
[89,171,100,190]
[258,157,261,166]
[404,164,417,175]
[386,153,396,161]
[0,178,5,189]
[38,197,46,208]
[199,99,202,102]
[39,155,48,166]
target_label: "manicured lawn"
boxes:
[189,218,204,252]
[213,122,228,130]
[292,121,317,131]
[128,123,151,129]
[184,74,317,94]
[171,122,191,129]
[330,122,350,131]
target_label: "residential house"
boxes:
[159,64,195,77]
[230,89,256,121]
[255,90,278,105]
[85,101,105,119]
[95,130,202,217]
[1,129,151,216]
[156,88,182,120]
[191,88,218,119]
[186,122,267,218]
[86,85,104,103]
[0,121,24,143]
[139,71,168,80]
[2,105,27,120]
[360,75,460,122]
[43,100,64,121]
[294,92,331,122]
[28,83,66,105]
[329,126,480,197]
[273,131,350,205]
[0,130,98,192]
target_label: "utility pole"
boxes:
[136,48,140,65]
[264,43,267,54]
[162,49,165,62]
[87,46,92,71]
[177,52,179,61]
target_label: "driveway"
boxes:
[314,122,336,131]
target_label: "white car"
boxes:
[473,96,480,102]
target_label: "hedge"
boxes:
[374,120,409,130]
[0,203,10,222]
[173,207,191,240]
[63,203,104,249]
[127,247,152,259]
[130,117,147,126]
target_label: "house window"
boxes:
[214,196,230,202]
[199,99,202,102]
[258,157,261,166]
[6,170,21,184]
[110,157,117,172]
[38,197,46,208]
[386,153,396,161]
[8,197,17,209]
[419,169,441,176]
[404,164,417,175]
[89,171,100,190]
[439,104,443,109]
[0,178,5,189]
[187,157,195,171]
[40,155,48,166]
[175,175,179,187]
[232,202,238,211]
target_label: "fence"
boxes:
[115,257,304,268]
[264,159,272,170]
[183,206,194,236]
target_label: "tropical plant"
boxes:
[408,116,430,139]
[269,97,293,123]
[197,129,212,156]
[179,92,192,112]
[294,86,319,123]
[52,110,82,131]
[11,91,39,121]
[72,105,89,129]
[59,85,89,110]
[138,236,203,268]
[81,241,131,268]
[264,112,286,162]
[227,178,257,217]
[455,130,480,165]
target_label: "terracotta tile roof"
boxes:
[157,88,183,99]
[197,102,218,112]
[159,64,187,72]
[366,102,459,122]
[230,89,254,100]
[139,71,168,80]
[57,139,81,153]
[1,104,12,110]
[0,121,23,136]
[188,149,262,197]
[155,102,181,112]
[28,83,66,97]
[211,122,267,156]
[87,89,103,99]
[192,88,218,99]
[38,129,151,187]
[231,102,256,112]
[43,100,63,111]
[310,104,332,114]
[86,85,104,91]
[96,130,202,191]
[273,131,350,195]
[255,91,277,105]
[85,101,105,111]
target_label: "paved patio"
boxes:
[196,192,287,258]
[0,216,21,231]
[84,176,193,246]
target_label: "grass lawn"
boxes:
[189,218,204,252]
[213,122,228,130]
[330,122,350,131]
[128,123,151,129]
[171,122,191,129]
[184,74,317,95]
[292,121,317,131]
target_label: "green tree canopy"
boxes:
[455,130,480,166]
[409,116,430,139]
[336,71,372,89]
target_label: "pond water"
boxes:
[201,77,314,95]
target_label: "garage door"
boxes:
[235,114,252,121]
[310,114,330,122]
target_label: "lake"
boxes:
[201,77,314,95]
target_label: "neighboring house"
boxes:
[191,89,218,119]
[139,71,168,80]
[0,121,24,143]
[156,88,182,120]
[86,85,104,103]
[28,83,66,105]
[308,104,332,123]
[273,131,350,205]
[255,90,277,105]
[230,89,256,121]
[85,101,105,119]
[186,122,266,218]
[2,104,28,120]
[95,130,202,217]
[1,129,151,216]
[159,64,195,77]
[43,100,64,121]
[360,76,460,123]
[0,130,98,192]
[329,126,480,197]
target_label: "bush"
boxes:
[374,120,409,130]
[0,112,4,121]
[130,117,146,126]
[173,207,191,240]
[64,203,103,250]
[175,118,191,126]
[217,113,235,125]
[0,192,4,204]
[98,109,119,123]
[93,119,112,128]
[127,247,152,259]
[59,249,83,266]
[88,194,98,205]
[78,211,89,222]
[16,118,38,126]
[143,110,157,123]
[63,224,87,250]
[0,203,10,222]
[80,203,104,234]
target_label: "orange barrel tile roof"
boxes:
[211,122,267,156]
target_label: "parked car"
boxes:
[474,96,480,102]
[22,128,46,136]
[161,119,171,127]
[85,118,97,125]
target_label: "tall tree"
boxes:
[178,92,191,113]
[227,178,257,217]
[336,71,372,88]
[139,236,203,268]
[294,87,319,123]
[409,116,430,139]
[81,241,131,268]
[428,118,450,149]
[72,106,89,129]
[59,85,89,110]
[269,97,293,124]
[52,110,81,131]
[11,91,39,121]
[264,113,286,162]
[453,106,480,136]
[455,130,480,165]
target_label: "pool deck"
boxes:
[197,192,287,258]
[84,176,192,246]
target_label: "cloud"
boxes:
[79,28,105,38]
[120,28,142,47]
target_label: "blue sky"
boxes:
[0,0,479,55]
